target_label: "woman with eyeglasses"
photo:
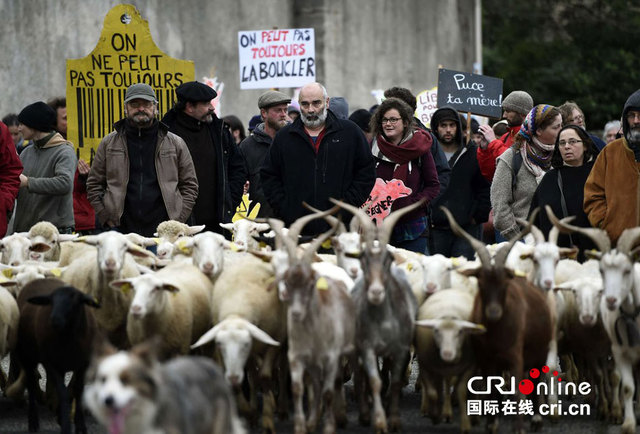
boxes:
[367,98,440,253]
[528,125,599,257]
[491,104,563,241]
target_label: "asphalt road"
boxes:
[0,357,626,433]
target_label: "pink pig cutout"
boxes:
[362,178,413,227]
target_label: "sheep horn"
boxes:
[266,218,297,258]
[330,198,376,249]
[548,215,575,245]
[545,205,611,252]
[379,198,427,247]
[302,202,347,234]
[516,215,544,244]
[287,205,340,243]
[301,219,341,263]
[616,227,640,255]
[441,206,491,267]
[494,208,539,268]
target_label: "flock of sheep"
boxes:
[0,199,639,434]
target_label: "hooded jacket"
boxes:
[430,107,491,228]
[584,89,640,242]
[15,132,77,232]
[87,119,198,232]
[239,123,275,217]
[162,108,246,233]
[261,110,376,235]
[477,125,522,181]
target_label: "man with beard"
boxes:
[476,90,533,181]
[585,89,640,243]
[239,90,290,218]
[429,107,490,258]
[162,81,246,233]
[261,82,375,235]
[87,83,198,236]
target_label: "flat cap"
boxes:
[258,90,291,109]
[124,83,157,103]
[175,81,217,102]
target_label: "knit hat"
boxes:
[329,97,349,120]
[502,90,534,116]
[258,90,291,110]
[248,115,262,132]
[18,101,56,132]
[349,109,372,133]
[288,100,300,114]
[518,104,554,140]
[124,83,157,103]
[175,81,217,102]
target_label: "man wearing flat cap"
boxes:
[87,83,198,236]
[162,81,246,233]
[14,101,76,233]
[238,90,291,218]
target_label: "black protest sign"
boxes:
[436,69,503,118]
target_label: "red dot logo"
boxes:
[529,368,540,379]
[542,365,550,374]
[519,379,534,395]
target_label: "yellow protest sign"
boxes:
[66,4,195,163]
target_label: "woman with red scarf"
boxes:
[368,98,440,253]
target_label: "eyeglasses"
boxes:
[558,139,582,147]
[127,100,154,109]
[568,114,584,123]
[381,117,401,125]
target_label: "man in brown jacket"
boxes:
[87,83,198,236]
[584,89,640,243]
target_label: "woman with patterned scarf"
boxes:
[491,104,562,241]
[368,97,440,253]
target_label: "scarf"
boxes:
[520,136,554,183]
[372,129,432,181]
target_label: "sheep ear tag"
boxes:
[316,277,329,291]
[176,239,191,254]
[50,268,62,277]
[1,269,13,278]
[406,262,414,271]
[120,283,132,295]
[515,269,527,277]
[321,239,332,250]
[229,242,239,252]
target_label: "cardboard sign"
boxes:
[238,28,315,90]
[436,69,503,118]
[415,86,438,128]
[66,4,195,163]
[362,178,413,227]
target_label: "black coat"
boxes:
[239,123,274,217]
[162,109,246,233]
[261,110,376,235]
[528,162,596,257]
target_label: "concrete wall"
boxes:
[1,0,476,131]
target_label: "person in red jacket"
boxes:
[0,121,23,236]
[476,90,533,182]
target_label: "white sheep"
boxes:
[415,288,484,433]
[0,284,18,391]
[26,221,78,262]
[0,261,67,296]
[220,219,270,252]
[154,220,205,260]
[0,233,49,266]
[173,232,230,281]
[110,262,213,358]
[61,232,154,347]
[192,255,285,433]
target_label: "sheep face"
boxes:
[1,234,33,266]
[527,243,560,291]
[185,232,227,279]
[416,318,485,362]
[473,268,512,322]
[81,232,151,278]
[361,246,393,305]
[28,286,99,331]
[114,275,177,319]
[284,263,316,322]
[419,254,454,294]
[221,220,270,252]
[570,279,604,327]
[332,232,362,279]
[84,351,157,434]
[600,251,634,311]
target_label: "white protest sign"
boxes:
[238,28,315,90]
[415,86,438,128]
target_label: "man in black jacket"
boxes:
[429,107,491,259]
[239,90,291,218]
[162,81,246,234]
[261,82,376,235]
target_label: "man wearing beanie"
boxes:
[87,83,198,236]
[14,101,77,233]
[476,90,533,181]
[238,90,291,218]
[585,89,640,243]
[162,81,245,233]
[428,106,490,259]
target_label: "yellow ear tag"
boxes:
[515,270,527,277]
[407,263,414,271]
[2,269,13,278]
[451,257,460,267]
[152,238,161,245]
[230,242,239,252]
[120,283,131,295]
[50,268,62,277]
[176,239,191,254]
[316,277,329,291]
[259,241,267,249]
[321,239,332,250]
